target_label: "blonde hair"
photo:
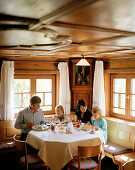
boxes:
[92,106,102,118]
[55,105,64,114]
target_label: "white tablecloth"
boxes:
[26,129,104,170]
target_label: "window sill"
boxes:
[105,116,135,127]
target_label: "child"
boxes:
[55,105,69,122]
[92,106,107,143]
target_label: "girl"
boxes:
[92,106,107,143]
[55,105,69,122]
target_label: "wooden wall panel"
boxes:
[15,61,58,71]
[6,127,20,137]
[106,117,135,150]
[0,119,21,141]
[104,59,135,73]
[73,92,91,110]
[104,59,135,70]
[118,129,131,142]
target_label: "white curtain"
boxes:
[93,61,105,116]
[0,61,14,120]
[58,62,70,115]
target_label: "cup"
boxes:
[78,120,81,125]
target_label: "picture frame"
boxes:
[74,65,90,86]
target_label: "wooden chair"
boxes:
[122,159,135,170]
[13,135,47,170]
[67,144,103,170]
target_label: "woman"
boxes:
[75,99,93,124]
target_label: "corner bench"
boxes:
[104,117,135,169]
[0,140,16,154]
[113,152,135,170]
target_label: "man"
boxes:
[14,96,45,141]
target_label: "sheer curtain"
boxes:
[0,61,14,120]
[93,61,105,116]
[58,62,70,115]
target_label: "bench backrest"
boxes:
[105,117,135,150]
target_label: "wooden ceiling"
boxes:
[1,0,135,61]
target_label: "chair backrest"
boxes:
[13,135,28,170]
[78,144,103,158]
[78,144,103,170]
[13,135,26,152]
[122,159,135,170]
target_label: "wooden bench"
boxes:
[104,117,135,169]
[0,119,21,154]
[113,152,135,170]
[0,140,16,154]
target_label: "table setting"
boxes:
[26,120,105,170]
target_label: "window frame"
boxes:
[111,74,135,122]
[14,74,56,115]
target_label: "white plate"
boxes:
[32,125,49,131]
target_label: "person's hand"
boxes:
[27,122,33,128]
[95,127,100,131]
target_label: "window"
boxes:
[14,74,55,115]
[111,74,135,121]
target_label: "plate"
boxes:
[32,125,49,131]
[81,126,92,131]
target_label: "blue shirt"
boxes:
[92,118,107,143]
[14,106,45,133]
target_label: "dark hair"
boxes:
[77,99,87,110]
[30,96,41,105]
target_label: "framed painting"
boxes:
[74,65,90,86]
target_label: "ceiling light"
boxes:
[76,54,90,66]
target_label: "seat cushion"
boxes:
[0,141,15,149]
[20,154,43,164]
[104,142,133,156]
[68,157,98,169]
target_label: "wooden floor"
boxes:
[0,152,118,170]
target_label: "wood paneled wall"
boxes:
[0,119,21,141]
[104,59,135,73]
[14,61,59,74]
[106,117,135,150]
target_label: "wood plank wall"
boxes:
[104,59,135,73]
[15,61,58,73]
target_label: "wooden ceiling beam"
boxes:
[0,24,28,30]
[51,35,128,52]
[28,35,128,56]
[49,22,135,36]
[91,43,135,49]
[29,0,97,30]
[80,35,127,45]
[44,48,134,57]
[86,48,135,56]
[0,14,38,24]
